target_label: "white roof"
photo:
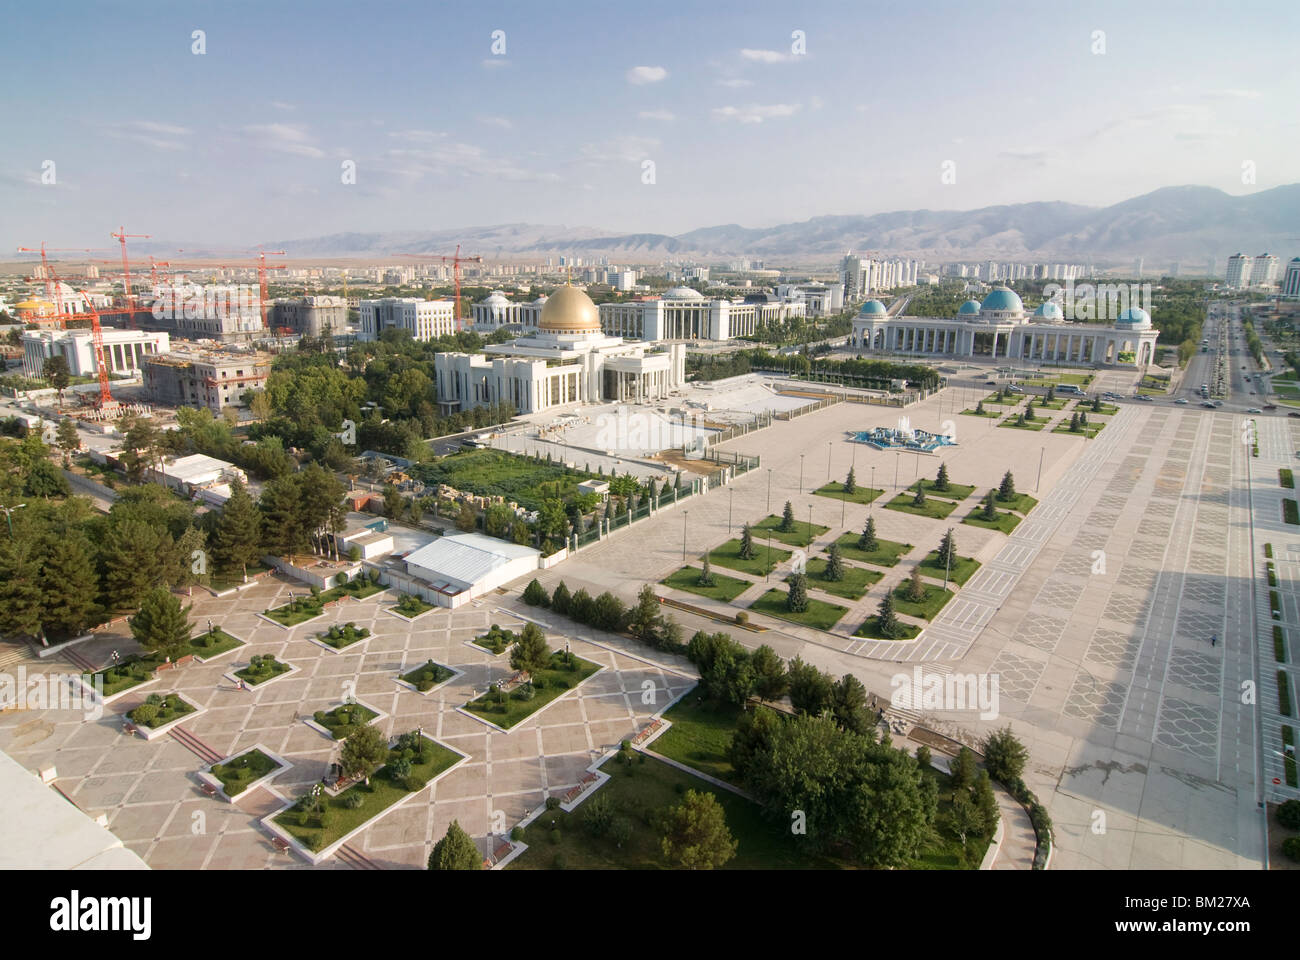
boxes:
[162,453,234,482]
[404,532,537,589]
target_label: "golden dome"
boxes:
[15,299,55,314]
[538,284,601,333]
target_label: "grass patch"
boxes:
[1086,403,1120,416]
[275,736,461,852]
[884,495,958,520]
[748,588,848,631]
[960,407,1000,418]
[1032,397,1070,410]
[788,557,882,600]
[662,565,753,603]
[400,659,456,692]
[312,702,378,739]
[464,650,600,729]
[1275,625,1287,663]
[318,622,371,650]
[1269,563,1278,587]
[710,537,792,577]
[652,693,745,784]
[211,749,281,797]
[915,479,977,501]
[854,616,922,640]
[181,627,244,660]
[833,532,912,568]
[997,419,1046,432]
[1279,671,1293,718]
[983,393,1023,406]
[393,593,435,618]
[85,658,156,698]
[1284,726,1298,787]
[891,581,955,620]
[264,579,386,626]
[995,492,1038,513]
[961,508,1022,534]
[235,655,291,686]
[411,448,610,513]
[753,514,831,548]
[1283,469,1296,490]
[813,481,885,505]
[471,624,518,655]
[1266,543,1274,559]
[920,551,981,586]
[1051,421,1105,438]
[128,692,194,728]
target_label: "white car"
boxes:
[1247,407,1262,414]
[1175,398,1188,404]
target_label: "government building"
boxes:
[850,286,1159,367]
[436,285,685,414]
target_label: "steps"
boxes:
[336,844,382,870]
[169,726,223,766]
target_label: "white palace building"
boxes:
[436,284,685,415]
[849,286,1159,367]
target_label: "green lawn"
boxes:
[891,581,955,620]
[884,494,958,520]
[392,594,435,618]
[312,702,379,739]
[471,625,518,655]
[995,492,1038,513]
[211,749,281,797]
[709,537,792,577]
[129,692,194,728]
[983,393,1023,406]
[463,651,600,729]
[181,628,244,661]
[275,737,462,852]
[661,565,754,603]
[833,532,913,567]
[748,589,847,631]
[651,695,745,784]
[962,508,1022,534]
[318,623,371,650]
[997,419,1046,432]
[854,616,922,641]
[401,659,456,692]
[85,658,157,698]
[235,656,291,686]
[411,448,609,512]
[753,514,831,548]
[1032,397,1069,410]
[920,551,981,586]
[264,580,386,626]
[915,478,977,501]
[1051,421,1105,438]
[790,557,882,600]
[960,407,1000,418]
[813,481,885,505]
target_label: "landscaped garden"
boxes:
[884,493,958,519]
[318,622,371,650]
[854,614,922,640]
[85,657,156,698]
[834,531,912,567]
[235,654,292,686]
[994,490,1038,513]
[183,627,244,660]
[748,588,847,631]
[312,702,378,739]
[962,501,1023,534]
[997,418,1046,431]
[400,658,456,692]
[813,480,884,505]
[708,536,791,577]
[274,730,461,852]
[128,692,194,729]
[661,565,753,603]
[754,512,830,548]
[264,575,386,626]
[392,593,435,619]
[914,476,976,501]
[211,748,282,797]
[920,550,981,586]
[891,574,955,621]
[463,648,600,729]
[411,448,608,512]
[471,624,519,655]
[790,557,882,600]
[1051,420,1104,438]
[650,696,745,785]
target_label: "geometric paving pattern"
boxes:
[1166,648,1222,695]
[988,650,1047,703]
[1033,578,1084,612]
[1063,668,1126,727]
[1154,697,1219,758]
[1085,627,1140,669]
[1103,591,1150,626]
[1012,612,1068,654]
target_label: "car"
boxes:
[1291,412,1300,419]
[1213,400,1224,407]
[1135,394,1154,401]
[1175,398,1188,404]
[1202,401,1218,408]
[1265,404,1278,410]
[1247,408,1263,414]
[1006,384,1023,393]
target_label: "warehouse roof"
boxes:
[403,532,537,590]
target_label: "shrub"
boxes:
[512,683,536,702]
[552,853,567,869]
[404,774,424,792]
[343,792,364,809]
[1283,836,1300,862]
[388,757,413,781]
[510,826,525,842]
[1277,798,1300,830]
[549,829,562,845]
[131,703,159,726]
[582,794,614,836]
[545,796,560,810]
[145,693,162,706]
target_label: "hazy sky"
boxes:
[3,0,1298,251]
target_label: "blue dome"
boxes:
[1115,307,1151,327]
[958,300,981,315]
[980,287,1023,313]
[1033,301,1063,320]
[858,299,887,316]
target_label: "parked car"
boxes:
[1264,404,1278,410]
[1247,408,1263,414]
[1175,398,1188,404]
[1290,412,1300,419]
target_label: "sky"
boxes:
[2,0,1298,252]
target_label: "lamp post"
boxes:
[893,452,900,491]
[728,487,733,535]
[807,504,813,546]
[766,468,772,513]
[765,535,772,582]
[682,511,688,561]
[942,526,953,591]
[870,466,876,512]
[1,503,26,539]
[827,441,832,481]
[799,454,804,494]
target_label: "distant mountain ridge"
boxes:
[225,184,1299,265]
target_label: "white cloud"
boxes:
[481,58,509,69]
[638,109,676,121]
[717,78,753,88]
[478,115,513,129]
[386,141,559,183]
[244,123,325,158]
[388,129,447,143]
[270,100,295,111]
[627,65,668,85]
[578,135,661,164]
[740,48,794,64]
[712,103,801,124]
[113,120,193,151]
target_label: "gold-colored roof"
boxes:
[537,284,600,332]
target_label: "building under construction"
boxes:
[142,347,272,416]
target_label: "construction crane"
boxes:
[252,247,287,330]
[110,225,151,323]
[15,244,104,318]
[397,245,484,329]
[41,262,114,407]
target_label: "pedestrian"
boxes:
[1211,635,1217,647]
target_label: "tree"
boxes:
[859,515,878,552]
[1046,384,1055,402]
[24,459,69,499]
[212,479,262,580]
[947,791,983,845]
[876,591,900,639]
[658,790,737,870]
[55,418,79,466]
[974,771,999,836]
[779,500,795,532]
[911,480,926,507]
[831,673,871,735]
[628,583,662,644]
[43,355,71,407]
[522,578,550,607]
[1068,411,1080,433]
[981,725,1029,783]
[510,622,551,675]
[934,461,950,491]
[1024,398,1036,421]
[0,540,45,642]
[259,474,309,558]
[936,528,957,570]
[975,400,985,415]
[428,819,482,870]
[101,518,172,611]
[1079,410,1088,427]
[786,572,809,613]
[550,580,572,616]
[787,656,834,715]
[172,526,208,594]
[844,466,856,495]
[455,501,477,532]
[999,470,1016,500]
[949,746,977,792]
[697,553,715,587]
[39,534,101,638]
[129,588,193,661]
[739,522,756,560]
[749,644,788,701]
[728,705,783,781]
[824,542,844,582]
[905,564,926,602]
[981,489,998,521]
[339,724,388,784]
[915,744,932,770]
[1091,395,1102,413]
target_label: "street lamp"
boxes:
[728,486,733,535]
[870,466,876,512]
[765,535,772,582]
[808,504,813,545]
[799,454,804,494]
[1036,447,1045,493]
[894,452,900,491]
[827,441,832,481]
[682,511,688,561]
[766,468,772,513]
[1,503,27,539]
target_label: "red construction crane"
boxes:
[41,262,114,407]
[15,244,104,317]
[252,247,287,329]
[111,225,151,322]
[397,245,484,329]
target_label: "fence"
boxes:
[775,394,842,420]
[567,479,698,553]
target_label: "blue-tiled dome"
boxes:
[1033,301,1064,320]
[1115,307,1151,328]
[958,299,981,315]
[858,299,887,316]
[980,286,1023,313]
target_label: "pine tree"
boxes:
[1024,398,1036,421]
[1079,410,1089,427]
[55,418,79,466]
[906,564,926,602]
[975,399,985,415]
[1091,395,1102,412]
[129,587,193,661]
[1069,411,1080,432]
[1015,412,1026,426]
[697,553,716,587]
[911,480,926,507]
[999,470,1016,501]
[935,461,950,491]
[779,500,795,532]
[824,542,844,581]
[550,580,572,616]
[876,590,899,639]
[1046,384,1055,402]
[522,578,550,607]
[786,573,809,613]
[260,474,309,557]
[739,522,756,560]
[428,820,482,870]
[0,540,45,642]
[936,528,957,569]
[213,479,263,581]
[859,515,878,552]
[974,771,999,837]
[100,518,172,612]
[844,467,856,495]
[981,490,998,521]
[40,534,101,638]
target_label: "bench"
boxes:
[200,781,217,797]
[271,836,291,853]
